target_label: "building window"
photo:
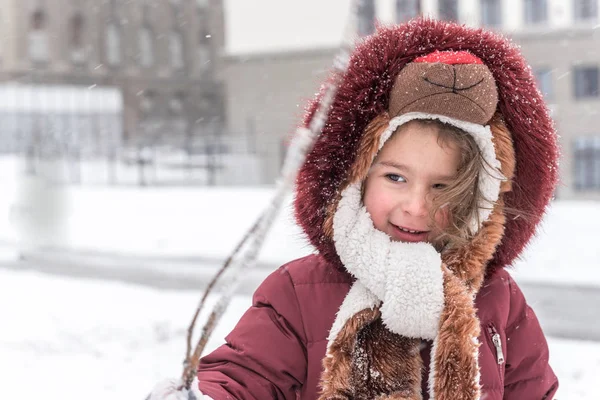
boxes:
[28,10,49,63]
[70,14,86,64]
[357,0,376,37]
[70,14,84,48]
[169,92,185,115]
[105,22,122,66]
[533,67,553,101]
[481,0,502,27]
[439,0,459,21]
[574,137,600,191]
[197,29,211,72]
[396,0,420,22]
[524,0,547,24]
[0,12,3,62]
[197,43,210,72]
[574,66,599,99]
[139,26,154,68]
[170,0,184,18]
[574,0,598,21]
[170,30,185,70]
[140,90,156,116]
[198,95,212,115]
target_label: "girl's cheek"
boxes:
[434,208,451,230]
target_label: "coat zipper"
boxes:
[487,324,505,365]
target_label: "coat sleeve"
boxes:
[197,266,308,400]
[502,275,559,399]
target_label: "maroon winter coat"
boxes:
[197,255,558,399]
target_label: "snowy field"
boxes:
[1,155,600,399]
[1,268,599,400]
[0,154,599,287]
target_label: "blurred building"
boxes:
[222,0,600,199]
[0,0,225,154]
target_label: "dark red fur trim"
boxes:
[294,18,559,272]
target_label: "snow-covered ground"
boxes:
[0,268,598,400]
[0,268,247,400]
[509,200,600,287]
[0,269,600,400]
[0,156,308,264]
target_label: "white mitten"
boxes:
[148,378,213,400]
[333,183,444,339]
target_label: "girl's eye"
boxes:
[432,183,448,190]
[386,174,406,183]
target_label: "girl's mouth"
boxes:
[390,224,430,242]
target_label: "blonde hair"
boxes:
[424,120,486,246]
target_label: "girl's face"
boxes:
[363,121,461,244]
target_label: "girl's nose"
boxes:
[402,189,429,217]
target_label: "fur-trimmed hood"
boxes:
[294,18,559,273]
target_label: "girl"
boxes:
[163,18,560,399]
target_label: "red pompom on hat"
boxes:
[414,49,485,64]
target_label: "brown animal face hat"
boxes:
[390,50,498,124]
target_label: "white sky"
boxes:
[224,0,352,55]
[223,0,406,55]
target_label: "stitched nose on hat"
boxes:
[388,61,498,125]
